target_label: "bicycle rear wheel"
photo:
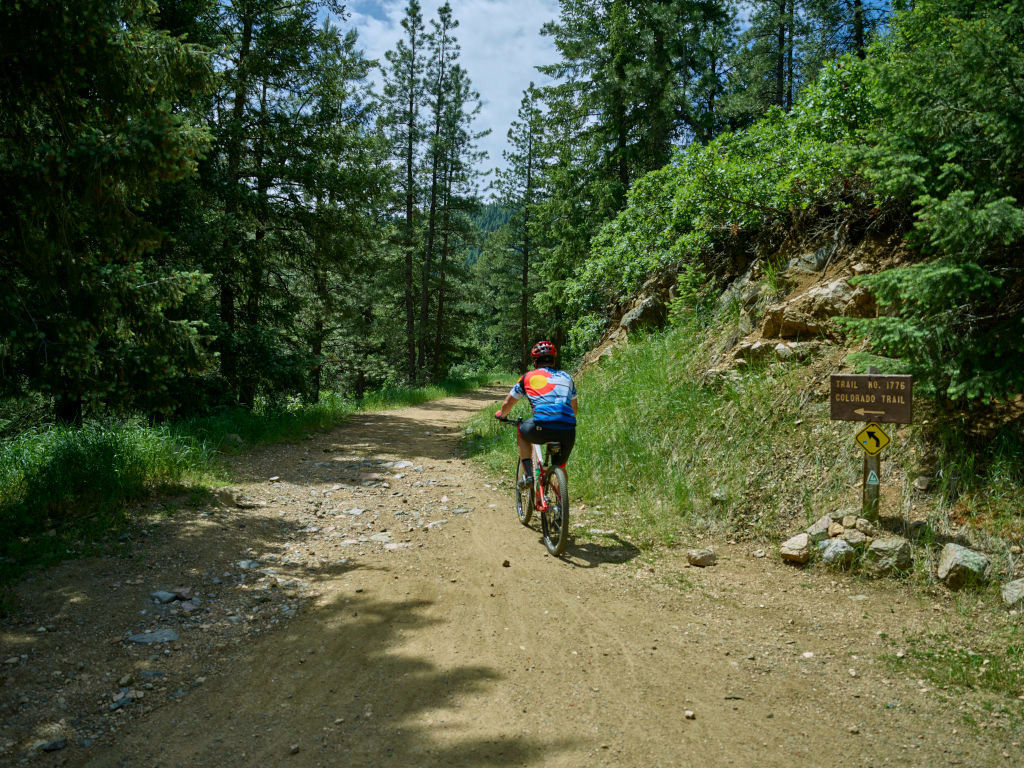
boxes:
[541,466,569,556]
[514,460,533,526]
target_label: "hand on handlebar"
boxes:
[494,410,503,420]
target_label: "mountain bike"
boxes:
[497,417,570,556]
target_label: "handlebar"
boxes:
[495,414,523,425]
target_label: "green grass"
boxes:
[0,372,510,589]
[884,629,1024,706]
[466,319,865,548]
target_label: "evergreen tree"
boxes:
[381,0,427,383]
[0,0,212,421]
[495,85,544,372]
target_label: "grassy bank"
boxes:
[465,322,1024,554]
[0,372,509,587]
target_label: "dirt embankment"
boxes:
[1,388,1019,766]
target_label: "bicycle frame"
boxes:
[497,416,560,512]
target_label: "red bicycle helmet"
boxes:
[530,340,557,359]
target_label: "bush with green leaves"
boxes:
[843,0,1024,405]
[564,57,871,345]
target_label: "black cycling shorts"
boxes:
[518,419,576,465]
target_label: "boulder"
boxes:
[687,548,717,567]
[805,515,833,543]
[821,539,856,568]
[786,246,832,273]
[780,533,811,564]
[828,522,845,538]
[864,537,912,577]
[619,296,664,333]
[1000,578,1024,609]
[937,544,990,589]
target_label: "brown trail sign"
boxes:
[829,371,914,521]
[830,374,913,424]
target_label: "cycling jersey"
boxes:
[509,367,577,426]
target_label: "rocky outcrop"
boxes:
[761,277,875,341]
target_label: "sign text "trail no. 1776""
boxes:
[829,374,913,424]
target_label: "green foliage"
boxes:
[0,0,214,420]
[845,0,1024,405]
[568,60,870,336]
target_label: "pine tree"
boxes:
[495,85,544,372]
[0,0,212,421]
[382,0,427,384]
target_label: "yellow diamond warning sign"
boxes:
[855,422,890,456]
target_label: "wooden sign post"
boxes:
[829,369,913,521]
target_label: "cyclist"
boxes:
[494,340,578,488]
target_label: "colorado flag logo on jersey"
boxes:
[511,367,577,425]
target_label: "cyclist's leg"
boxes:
[515,421,534,487]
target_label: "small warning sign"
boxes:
[866,470,880,485]
[855,422,891,456]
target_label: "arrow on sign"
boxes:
[866,430,880,448]
[855,408,886,416]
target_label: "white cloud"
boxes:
[345,0,559,175]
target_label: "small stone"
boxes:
[269,476,281,482]
[821,539,855,568]
[710,488,728,504]
[118,674,133,687]
[841,528,869,547]
[171,587,194,600]
[1010,545,1022,555]
[855,518,877,536]
[937,543,990,590]
[752,549,766,558]
[4,657,20,665]
[392,461,414,469]
[502,560,511,567]
[828,522,845,538]
[849,669,858,678]
[684,710,696,720]
[841,515,857,529]
[236,560,260,570]
[848,725,860,735]
[41,738,67,753]
[150,590,177,604]
[1002,579,1024,609]
[864,537,912,577]
[127,629,179,644]
[805,515,833,543]
[289,744,301,755]
[687,548,717,567]
[452,507,473,515]
[774,343,794,361]
[912,476,932,492]
[780,533,811,564]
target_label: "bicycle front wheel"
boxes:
[515,460,533,526]
[541,466,569,556]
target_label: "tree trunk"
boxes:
[852,0,865,59]
[310,316,323,404]
[419,33,449,377]
[432,162,453,382]
[776,0,786,108]
[404,48,418,384]
[786,0,794,110]
[219,13,253,392]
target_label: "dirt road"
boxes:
[2,388,1018,766]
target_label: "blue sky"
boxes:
[344,0,560,174]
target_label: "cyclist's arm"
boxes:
[496,392,520,419]
[571,397,578,416]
